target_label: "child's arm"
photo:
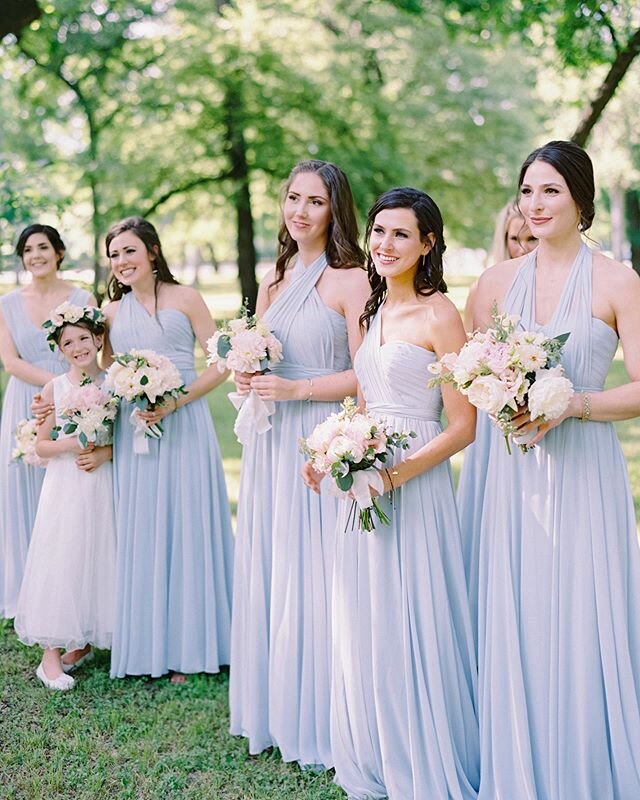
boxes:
[75,445,112,473]
[35,382,91,459]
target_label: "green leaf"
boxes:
[336,472,353,492]
[217,336,232,358]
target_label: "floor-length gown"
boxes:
[478,243,640,799]
[230,254,350,768]
[0,285,90,619]
[331,307,480,800]
[15,373,115,650]
[109,293,234,678]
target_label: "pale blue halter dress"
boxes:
[109,292,234,678]
[331,306,480,800]
[477,244,640,799]
[0,285,90,619]
[230,254,351,769]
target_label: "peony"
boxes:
[527,366,574,421]
[510,342,548,372]
[466,374,516,416]
[326,434,365,465]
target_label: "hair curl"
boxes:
[16,224,66,269]
[359,187,447,330]
[271,160,365,289]
[105,217,179,303]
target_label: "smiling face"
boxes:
[21,233,62,276]
[283,172,332,251]
[369,207,432,281]
[506,215,537,259]
[519,160,581,242]
[58,323,102,370]
[107,230,156,288]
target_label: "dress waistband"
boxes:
[271,362,342,380]
[367,402,441,424]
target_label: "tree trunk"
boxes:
[571,27,640,147]
[625,189,640,277]
[1,0,40,37]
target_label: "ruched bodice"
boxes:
[109,294,197,379]
[355,307,442,423]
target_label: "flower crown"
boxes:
[43,302,106,351]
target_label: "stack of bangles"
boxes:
[580,392,591,422]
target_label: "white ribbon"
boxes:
[129,409,162,455]
[228,390,275,446]
[329,467,384,509]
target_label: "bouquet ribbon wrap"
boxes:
[228,390,275,446]
[130,409,163,455]
[330,467,384,510]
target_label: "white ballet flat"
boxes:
[61,650,94,674]
[36,663,75,691]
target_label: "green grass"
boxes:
[1,275,638,799]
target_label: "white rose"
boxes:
[527,367,574,421]
[466,375,514,415]
[326,434,365,464]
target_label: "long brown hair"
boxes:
[105,217,179,303]
[272,160,365,289]
[360,187,447,331]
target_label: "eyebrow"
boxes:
[522,182,563,188]
[288,191,328,200]
[374,225,412,234]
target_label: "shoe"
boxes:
[36,662,75,691]
[61,650,94,674]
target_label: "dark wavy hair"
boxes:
[271,160,365,289]
[53,318,106,349]
[360,187,447,330]
[105,217,179,302]
[517,140,595,232]
[16,224,66,269]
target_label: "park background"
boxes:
[0,1,639,798]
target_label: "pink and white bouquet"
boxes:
[207,307,284,445]
[12,418,46,467]
[300,397,416,532]
[105,349,187,453]
[428,305,574,453]
[51,378,118,449]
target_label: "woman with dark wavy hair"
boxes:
[471,140,640,798]
[229,160,369,768]
[0,224,92,620]
[102,216,234,682]
[304,187,480,798]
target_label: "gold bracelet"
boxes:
[307,378,313,402]
[580,392,591,422]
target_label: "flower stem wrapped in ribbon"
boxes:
[104,349,187,454]
[428,304,574,453]
[206,305,283,446]
[300,397,416,532]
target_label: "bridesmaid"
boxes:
[472,141,640,798]
[305,187,480,799]
[458,201,537,649]
[0,224,92,619]
[229,160,369,768]
[102,217,234,680]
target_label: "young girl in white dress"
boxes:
[15,305,116,691]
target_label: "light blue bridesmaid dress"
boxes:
[477,243,640,799]
[331,306,480,800]
[0,285,90,619]
[230,254,350,769]
[109,292,234,678]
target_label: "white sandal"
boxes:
[36,662,75,691]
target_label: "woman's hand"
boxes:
[301,462,325,495]
[32,392,55,425]
[136,397,178,426]
[251,374,305,402]
[76,445,112,472]
[527,394,581,446]
[234,371,255,395]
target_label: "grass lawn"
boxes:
[1,275,638,799]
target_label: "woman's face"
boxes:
[58,324,102,369]
[283,172,332,251]
[506,216,537,259]
[21,233,61,276]
[369,207,431,280]
[519,160,580,242]
[108,230,155,288]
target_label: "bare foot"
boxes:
[169,672,187,684]
[41,648,64,680]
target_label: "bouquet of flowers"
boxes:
[300,397,416,532]
[105,349,187,454]
[12,418,47,467]
[51,377,118,449]
[207,307,284,445]
[428,305,574,453]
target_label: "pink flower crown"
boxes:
[43,302,105,351]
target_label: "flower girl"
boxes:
[15,304,116,690]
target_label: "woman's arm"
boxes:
[0,308,56,387]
